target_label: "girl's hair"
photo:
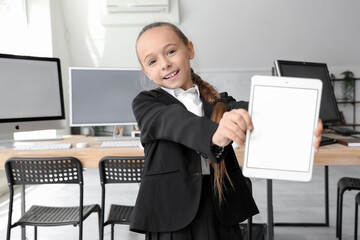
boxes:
[136,22,233,202]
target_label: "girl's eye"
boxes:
[149,59,156,66]
[168,50,176,55]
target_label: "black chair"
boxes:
[5,157,101,240]
[336,177,360,239]
[98,156,145,240]
[355,192,360,240]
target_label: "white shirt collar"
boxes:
[162,85,201,100]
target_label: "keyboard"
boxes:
[14,143,72,151]
[100,140,140,148]
[331,126,360,136]
[320,136,337,146]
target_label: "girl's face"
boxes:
[136,26,195,90]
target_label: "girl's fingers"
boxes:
[212,109,252,147]
[224,109,253,131]
[220,118,247,145]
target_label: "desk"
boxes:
[1,135,359,168]
[1,134,360,240]
[0,135,144,169]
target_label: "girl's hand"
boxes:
[212,109,253,147]
[313,119,323,152]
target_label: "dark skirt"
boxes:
[145,175,243,240]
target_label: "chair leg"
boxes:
[6,191,14,240]
[355,201,358,240]
[79,221,83,240]
[98,210,102,240]
[34,226,37,240]
[338,190,344,240]
[336,187,340,238]
[111,224,115,240]
[6,228,11,240]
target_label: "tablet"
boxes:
[243,75,322,181]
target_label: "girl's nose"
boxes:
[162,59,171,70]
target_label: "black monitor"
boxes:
[0,53,66,145]
[274,60,341,124]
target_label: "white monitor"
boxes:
[0,54,66,146]
[69,67,148,128]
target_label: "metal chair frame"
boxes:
[355,192,360,240]
[336,177,360,240]
[98,156,145,240]
[5,157,101,240]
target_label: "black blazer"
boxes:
[130,88,259,233]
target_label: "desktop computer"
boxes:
[0,53,66,148]
[274,60,349,145]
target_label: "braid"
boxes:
[191,68,220,104]
[190,68,234,203]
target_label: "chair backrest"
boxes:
[99,156,145,185]
[5,157,83,187]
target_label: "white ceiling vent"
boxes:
[106,0,169,13]
[100,0,179,25]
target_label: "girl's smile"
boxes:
[163,70,179,81]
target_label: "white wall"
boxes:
[53,0,360,124]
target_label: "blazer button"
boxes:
[201,153,208,158]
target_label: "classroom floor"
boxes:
[0,165,359,240]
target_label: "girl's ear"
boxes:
[141,67,148,76]
[187,41,195,60]
[141,67,152,81]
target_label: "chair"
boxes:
[336,177,360,239]
[355,192,360,240]
[98,156,145,240]
[5,157,101,240]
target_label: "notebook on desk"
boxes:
[335,138,360,147]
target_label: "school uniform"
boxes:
[131,86,259,239]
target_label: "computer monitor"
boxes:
[69,68,147,130]
[0,53,66,145]
[274,60,341,124]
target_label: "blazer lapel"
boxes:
[153,88,186,107]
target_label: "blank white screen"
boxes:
[246,85,318,172]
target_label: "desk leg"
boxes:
[274,166,330,227]
[21,185,26,240]
[325,165,330,226]
[267,179,274,240]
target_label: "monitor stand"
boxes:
[95,125,138,141]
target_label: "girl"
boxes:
[131,22,323,240]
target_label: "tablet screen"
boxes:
[243,76,322,181]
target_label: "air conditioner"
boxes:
[106,0,169,13]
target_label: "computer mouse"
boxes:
[76,142,89,148]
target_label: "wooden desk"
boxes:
[1,134,360,169]
[0,135,144,169]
